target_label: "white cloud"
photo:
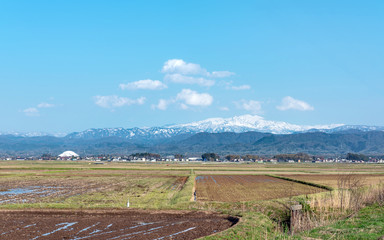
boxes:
[176,89,213,107]
[161,59,234,79]
[23,107,39,117]
[94,95,146,108]
[165,74,215,87]
[152,99,172,110]
[235,99,262,114]
[23,102,55,116]
[119,79,167,90]
[219,106,230,111]
[152,89,214,110]
[162,59,206,75]
[37,102,55,108]
[223,81,251,90]
[277,96,314,111]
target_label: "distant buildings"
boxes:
[1,151,384,163]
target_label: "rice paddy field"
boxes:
[0,209,235,240]
[277,174,384,188]
[195,175,324,202]
[1,160,384,239]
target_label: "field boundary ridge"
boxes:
[267,174,333,191]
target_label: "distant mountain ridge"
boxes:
[169,115,343,134]
[1,115,384,156]
[65,115,383,141]
[2,130,384,156]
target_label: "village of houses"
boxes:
[2,150,384,164]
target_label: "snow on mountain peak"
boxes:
[65,114,384,140]
[5,115,383,141]
[169,114,344,134]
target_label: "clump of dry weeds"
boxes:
[287,173,384,234]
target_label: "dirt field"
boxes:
[195,175,325,202]
[0,209,236,240]
[0,175,187,207]
[2,161,384,239]
[279,174,384,188]
[0,177,123,205]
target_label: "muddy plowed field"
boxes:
[0,177,128,205]
[0,209,237,240]
[0,175,187,206]
[195,175,324,202]
[279,174,384,188]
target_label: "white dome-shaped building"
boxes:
[58,151,79,158]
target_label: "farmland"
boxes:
[0,174,190,209]
[1,161,384,239]
[195,175,324,202]
[0,209,235,240]
[278,174,384,188]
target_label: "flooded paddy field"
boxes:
[195,175,325,202]
[0,209,237,240]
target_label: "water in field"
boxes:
[0,186,67,204]
[0,187,37,195]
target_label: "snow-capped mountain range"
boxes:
[170,115,343,134]
[64,115,384,140]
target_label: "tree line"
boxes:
[274,153,312,161]
[201,153,259,161]
[346,153,369,161]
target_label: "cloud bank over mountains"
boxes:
[22,59,316,131]
[88,59,314,117]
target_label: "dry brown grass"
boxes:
[288,174,384,234]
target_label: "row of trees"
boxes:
[129,152,369,161]
[131,152,161,159]
[128,152,372,162]
[41,152,373,162]
[201,153,259,161]
[274,153,312,161]
[346,153,369,161]
[201,153,220,161]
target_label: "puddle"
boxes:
[0,186,70,205]
[0,186,67,196]
[0,187,36,195]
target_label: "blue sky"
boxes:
[1,1,383,133]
